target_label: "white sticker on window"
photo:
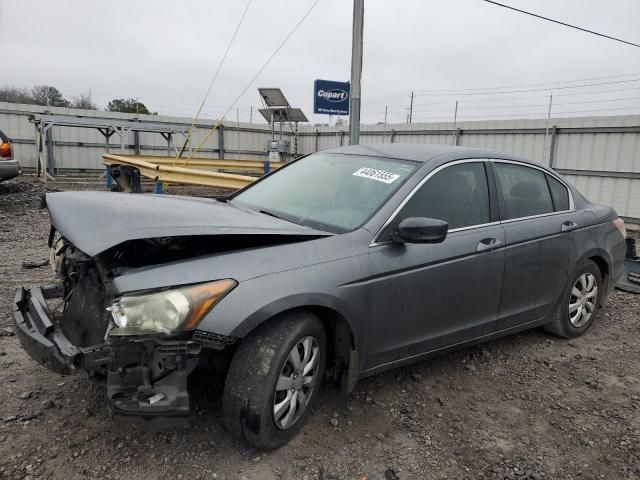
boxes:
[352,167,400,184]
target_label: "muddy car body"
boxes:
[13,144,627,448]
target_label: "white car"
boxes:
[0,129,21,181]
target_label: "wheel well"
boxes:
[268,306,355,383]
[588,255,609,294]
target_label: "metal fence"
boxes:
[1,101,638,226]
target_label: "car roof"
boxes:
[321,143,538,167]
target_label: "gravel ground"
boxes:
[0,176,639,480]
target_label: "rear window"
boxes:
[546,174,570,211]
[493,163,554,220]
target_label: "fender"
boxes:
[229,292,362,351]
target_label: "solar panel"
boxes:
[259,107,308,123]
[258,88,290,107]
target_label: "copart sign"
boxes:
[313,79,350,115]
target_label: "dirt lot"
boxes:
[0,176,639,480]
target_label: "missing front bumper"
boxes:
[13,285,201,424]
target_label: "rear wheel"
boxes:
[222,311,326,449]
[544,259,602,338]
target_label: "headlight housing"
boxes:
[108,279,237,336]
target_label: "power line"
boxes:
[408,96,640,114]
[186,0,321,161]
[178,0,253,157]
[415,78,640,97]
[364,72,640,105]
[483,0,640,48]
[362,87,640,112]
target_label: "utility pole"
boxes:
[383,106,388,143]
[452,100,458,144]
[408,91,414,123]
[236,107,240,148]
[348,0,364,145]
[543,94,553,164]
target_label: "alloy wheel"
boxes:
[568,273,598,328]
[273,336,320,430]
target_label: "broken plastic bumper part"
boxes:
[13,285,201,425]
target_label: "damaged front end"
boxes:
[13,234,235,427]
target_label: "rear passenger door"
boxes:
[492,160,581,331]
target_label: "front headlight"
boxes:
[108,279,237,336]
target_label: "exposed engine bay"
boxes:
[15,232,257,425]
[13,190,333,429]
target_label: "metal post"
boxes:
[218,124,225,159]
[101,128,113,189]
[390,129,395,144]
[409,92,414,124]
[314,129,319,152]
[250,106,253,125]
[543,94,553,164]
[382,106,388,143]
[119,127,125,153]
[452,101,458,145]
[134,130,140,155]
[348,0,364,145]
[45,125,54,176]
[166,133,172,156]
[38,121,46,180]
[236,107,240,150]
[548,125,558,168]
[33,123,41,177]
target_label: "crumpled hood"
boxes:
[46,191,330,256]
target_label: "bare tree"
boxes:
[0,86,36,104]
[31,85,70,107]
[70,92,97,110]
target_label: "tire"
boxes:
[544,259,603,338]
[222,311,326,449]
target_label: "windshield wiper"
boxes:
[259,209,285,220]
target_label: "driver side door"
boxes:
[363,160,505,371]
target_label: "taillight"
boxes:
[0,142,11,158]
[613,217,626,238]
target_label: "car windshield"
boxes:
[231,153,418,232]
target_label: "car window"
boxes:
[493,163,554,220]
[546,174,570,211]
[231,153,418,233]
[384,162,491,236]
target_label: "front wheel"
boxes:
[222,311,326,449]
[544,259,602,338]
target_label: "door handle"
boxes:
[477,237,503,252]
[561,220,578,232]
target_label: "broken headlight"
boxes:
[108,279,237,336]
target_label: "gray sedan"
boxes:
[12,144,627,448]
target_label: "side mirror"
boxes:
[391,217,448,244]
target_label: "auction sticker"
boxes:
[352,167,400,184]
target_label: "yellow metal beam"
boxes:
[119,155,283,173]
[103,154,255,189]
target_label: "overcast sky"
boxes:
[1,0,639,125]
